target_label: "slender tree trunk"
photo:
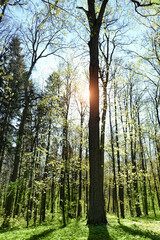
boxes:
[13,154,24,218]
[109,96,119,220]
[137,111,148,216]
[107,177,111,213]
[50,177,55,219]
[34,148,41,225]
[119,98,133,217]
[148,177,156,217]
[60,118,68,227]
[85,147,89,218]
[129,85,141,217]
[71,163,77,218]
[78,112,83,217]
[148,154,160,209]
[40,117,52,222]
[114,80,124,219]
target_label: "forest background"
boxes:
[0,0,160,239]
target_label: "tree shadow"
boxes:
[88,224,112,240]
[26,227,57,240]
[119,223,160,240]
[0,225,20,233]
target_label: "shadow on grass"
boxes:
[0,225,20,233]
[88,224,112,240]
[119,224,160,240]
[26,227,57,240]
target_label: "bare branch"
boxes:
[76,6,88,16]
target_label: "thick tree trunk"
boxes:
[88,33,106,224]
[86,0,108,225]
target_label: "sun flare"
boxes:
[81,86,90,103]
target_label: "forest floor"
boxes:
[0,213,160,240]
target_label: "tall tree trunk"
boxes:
[119,98,133,217]
[87,0,109,224]
[129,84,141,217]
[40,117,52,222]
[85,147,89,218]
[99,35,109,210]
[109,95,119,220]
[148,177,156,217]
[50,177,55,219]
[137,111,148,216]
[60,117,68,227]
[107,177,111,213]
[114,80,124,219]
[78,112,84,217]
[2,77,29,226]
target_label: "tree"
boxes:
[77,0,159,225]
[40,72,61,223]
[108,86,119,220]
[0,36,26,173]
[77,0,110,225]
[74,85,88,217]
[2,7,65,226]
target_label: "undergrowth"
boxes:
[0,213,160,240]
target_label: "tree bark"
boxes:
[87,0,108,225]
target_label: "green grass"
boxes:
[0,214,160,240]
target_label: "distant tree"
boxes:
[2,7,65,226]
[59,63,74,226]
[40,72,61,223]
[74,85,88,217]
[0,36,26,173]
